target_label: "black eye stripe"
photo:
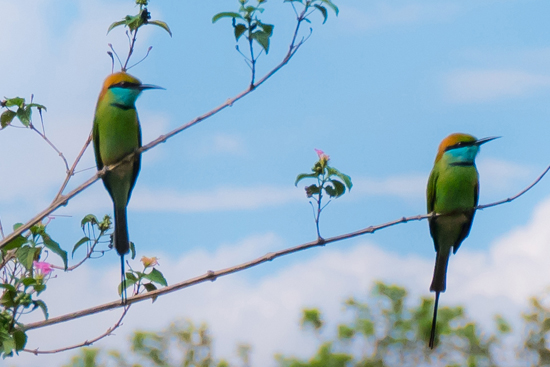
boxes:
[109,81,140,89]
[444,141,476,152]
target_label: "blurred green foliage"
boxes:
[63,282,550,367]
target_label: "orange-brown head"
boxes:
[98,72,142,101]
[97,72,163,104]
[434,133,499,163]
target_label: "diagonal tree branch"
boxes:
[21,165,550,332]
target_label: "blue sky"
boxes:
[3,0,550,365]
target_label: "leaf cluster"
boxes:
[0,221,69,357]
[63,320,241,367]
[277,282,510,367]
[0,96,46,129]
[120,258,167,301]
[285,0,339,24]
[107,3,171,37]
[295,155,352,200]
[213,0,274,54]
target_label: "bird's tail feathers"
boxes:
[429,291,440,349]
[430,249,450,293]
[114,206,130,256]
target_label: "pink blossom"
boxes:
[33,261,53,276]
[314,149,330,162]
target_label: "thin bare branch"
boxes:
[54,132,93,200]
[23,306,130,355]
[21,165,549,332]
[30,124,70,173]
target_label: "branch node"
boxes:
[206,270,217,282]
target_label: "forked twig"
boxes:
[23,306,130,355]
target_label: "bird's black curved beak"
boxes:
[475,136,500,146]
[139,84,165,91]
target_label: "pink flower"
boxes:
[33,261,53,277]
[314,149,330,163]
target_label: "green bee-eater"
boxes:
[427,133,498,348]
[92,72,162,303]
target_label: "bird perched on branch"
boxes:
[426,133,498,348]
[92,71,163,303]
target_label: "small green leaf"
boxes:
[22,278,37,288]
[143,283,157,293]
[16,107,31,127]
[0,110,16,129]
[0,288,16,308]
[314,5,328,24]
[321,0,339,15]
[2,235,27,252]
[126,272,138,282]
[130,241,136,260]
[257,21,274,36]
[81,214,99,229]
[4,97,25,108]
[234,24,247,40]
[143,283,159,302]
[148,20,172,37]
[72,237,90,257]
[3,335,15,356]
[107,20,126,34]
[305,184,320,198]
[13,330,27,352]
[13,223,23,231]
[328,179,346,197]
[212,12,244,23]
[32,300,49,319]
[250,30,270,53]
[295,173,318,186]
[42,235,68,270]
[327,167,352,190]
[125,12,147,32]
[0,284,16,293]
[143,268,168,287]
[27,103,47,112]
[324,185,336,197]
[16,246,38,271]
[119,277,137,296]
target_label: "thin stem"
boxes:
[315,176,323,239]
[29,123,70,173]
[21,166,550,332]
[248,20,256,86]
[23,306,130,355]
[54,132,92,200]
[123,28,139,71]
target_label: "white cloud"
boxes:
[340,2,460,31]
[445,69,550,103]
